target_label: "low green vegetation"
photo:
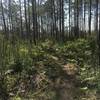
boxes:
[0,36,100,100]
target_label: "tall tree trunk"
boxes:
[88,0,92,35]
[76,0,79,37]
[31,0,36,44]
[74,0,79,38]
[95,0,98,34]
[84,0,86,35]
[59,0,62,38]
[19,0,23,38]
[61,0,64,41]
[24,0,28,38]
[69,0,71,38]
[1,0,7,36]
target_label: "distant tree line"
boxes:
[0,0,100,42]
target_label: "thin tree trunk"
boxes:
[32,0,36,44]
[24,0,28,38]
[19,0,23,38]
[1,0,7,36]
[88,0,92,35]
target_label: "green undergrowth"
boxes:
[0,36,99,100]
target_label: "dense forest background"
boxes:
[0,0,100,100]
[0,0,100,40]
